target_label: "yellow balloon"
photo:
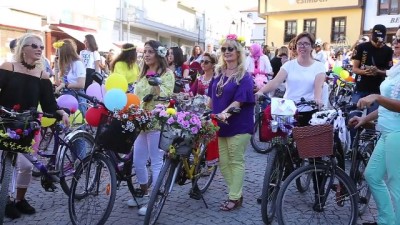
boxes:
[37,104,43,112]
[41,117,56,127]
[70,110,84,125]
[105,73,128,92]
[339,70,350,80]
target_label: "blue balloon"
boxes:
[104,89,127,111]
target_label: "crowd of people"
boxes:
[1,22,400,225]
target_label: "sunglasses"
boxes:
[200,60,212,65]
[24,43,44,50]
[221,46,235,53]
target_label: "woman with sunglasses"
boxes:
[110,43,139,93]
[190,53,217,96]
[208,34,255,211]
[0,33,69,219]
[255,31,325,124]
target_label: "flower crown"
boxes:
[53,41,64,49]
[157,46,167,57]
[219,34,246,46]
[122,45,136,52]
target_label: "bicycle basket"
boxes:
[96,113,141,154]
[0,115,40,153]
[159,124,194,156]
[293,124,334,158]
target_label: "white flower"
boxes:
[157,46,167,57]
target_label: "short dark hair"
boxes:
[9,39,17,50]
[202,52,217,64]
[295,31,316,46]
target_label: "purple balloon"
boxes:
[57,94,78,113]
[86,83,103,101]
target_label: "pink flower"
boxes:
[167,117,175,125]
[191,127,199,134]
[159,110,168,117]
[146,71,157,77]
[226,34,238,40]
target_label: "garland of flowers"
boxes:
[53,41,65,49]
[0,127,38,153]
[219,34,246,46]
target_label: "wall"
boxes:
[265,0,360,13]
[364,0,399,31]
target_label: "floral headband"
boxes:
[219,34,246,46]
[122,45,136,52]
[53,41,64,49]
[156,46,167,57]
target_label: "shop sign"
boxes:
[296,0,328,3]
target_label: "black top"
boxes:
[353,42,393,93]
[270,56,282,77]
[0,69,58,113]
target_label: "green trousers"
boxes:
[218,134,251,201]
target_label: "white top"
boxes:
[281,59,325,103]
[66,60,86,84]
[245,55,273,75]
[79,50,100,70]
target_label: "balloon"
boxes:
[340,70,350,80]
[104,89,127,111]
[333,66,343,75]
[41,117,56,127]
[105,73,128,92]
[70,110,84,125]
[86,83,105,101]
[57,94,78,113]
[124,93,141,110]
[346,76,355,83]
[85,106,108,127]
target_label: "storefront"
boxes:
[258,0,364,48]
[0,8,44,64]
[364,0,400,44]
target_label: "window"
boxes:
[303,19,317,38]
[379,0,400,15]
[284,20,297,43]
[331,17,346,42]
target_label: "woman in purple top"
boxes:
[208,34,255,211]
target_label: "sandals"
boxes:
[220,196,243,211]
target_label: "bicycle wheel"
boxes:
[59,131,95,195]
[294,160,312,193]
[68,152,117,225]
[251,117,273,154]
[276,164,358,225]
[144,158,178,225]
[0,152,15,224]
[350,142,373,216]
[193,144,217,193]
[260,147,282,224]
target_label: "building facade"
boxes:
[259,0,364,48]
[240,8,266,46]
[364,0,400,44]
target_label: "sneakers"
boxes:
[5,198,36,219]
[127,195,149,207]
[15,199,36,214]
[5,200,21,219]
[138,204,148,216]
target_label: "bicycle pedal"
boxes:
[189,185,202,200]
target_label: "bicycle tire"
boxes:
[350,142,373,216]
[276,164,358,225]
[193,143,217,193]
[32,127,55,177]
[251,117,273,154]
[59,131,95,195]
[294,160,311,193]
[144,158,178,225]
[68,152,117,225]
[260,147,281,224]
[0,152,14,224]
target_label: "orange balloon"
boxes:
[124,93,141,110]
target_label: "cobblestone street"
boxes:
[4,144,378,225]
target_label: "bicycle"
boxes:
[251,95,273,154]
[68,92,153,225]
[259,98,316,224]
[143,106,228,225]
[275,108,359,225]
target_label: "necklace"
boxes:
[216,73,234,97]
[226,66,238,71]
[21,60,36,70]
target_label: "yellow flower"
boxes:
[53,41,64,49]
[166,108,176,115]
[237,36,245,43]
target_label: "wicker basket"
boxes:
[96,114,141,154]
[293,124,334,159]
[159,124,194,156]
[0,117,40,153]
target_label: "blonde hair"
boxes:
[215,39,246,84]
[56,39,80,76]
[13,33,43,65]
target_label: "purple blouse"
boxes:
[208,72,255,137]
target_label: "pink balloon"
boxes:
[86,83,103,101]
[57,94,78,113]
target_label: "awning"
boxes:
[56,26,95,44]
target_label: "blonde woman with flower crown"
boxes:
[110,43,139,93]
[208,34,255,211]
[128,40,175,216]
